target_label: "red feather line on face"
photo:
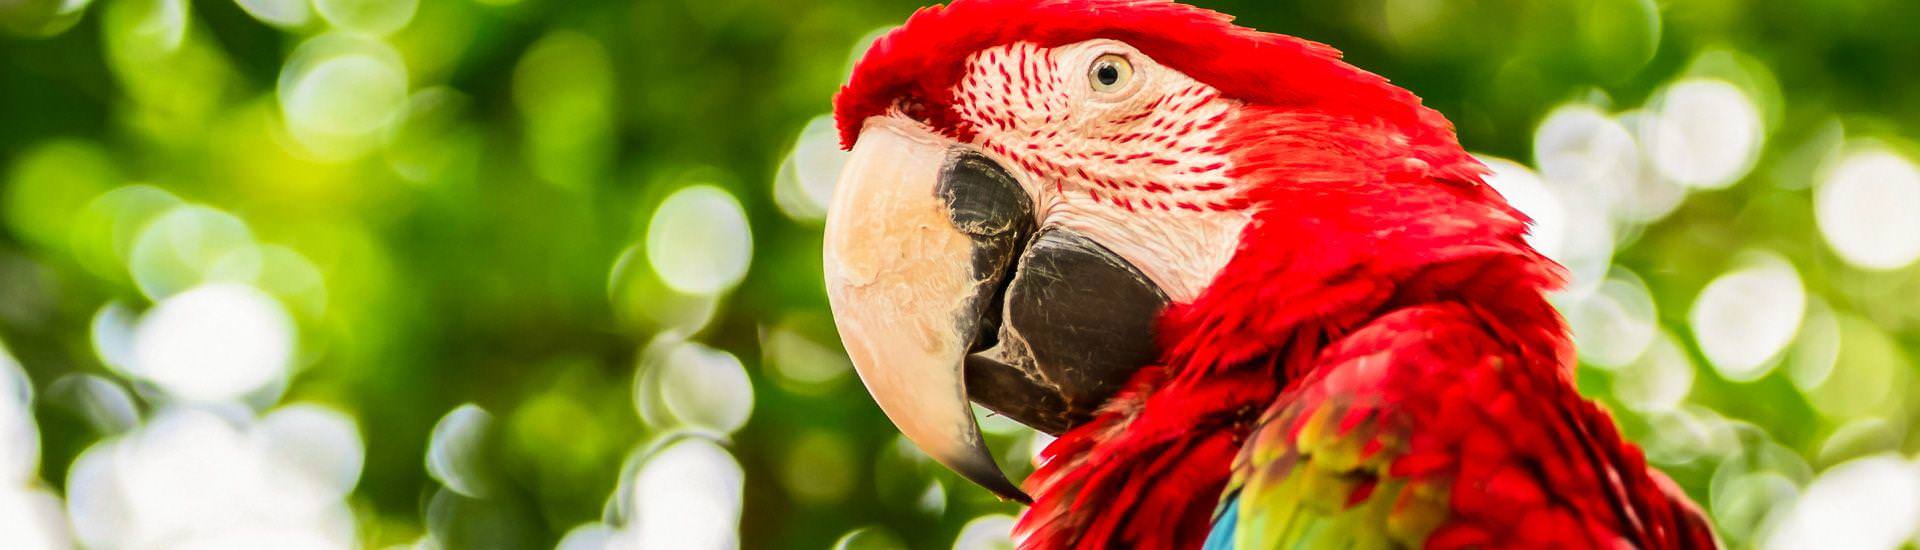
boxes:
[952,41,1249,213]
[835,0,1469,171]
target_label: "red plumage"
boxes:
[834,1,1717,549]
[836,0,1460,156]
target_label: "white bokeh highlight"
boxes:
[773,115,850,222]
[1641,78,1765,190]
[278,33,410,160]
[0,342,72,550]
[0,344,37,484]
[1689,253,1805,381]
[953,514,1017,550]
[1566,270,1660,369]
[1815,146,1920,270]
[128,205,257,300]
[1614,331,1696,413]
[1533,104,1658,222]
[625,438,745,550]
[258,405,364,501]
[65,406,360,550]
[634,338,754,435]
[0,487,71,550]
[1763,454,1920,550]
[130,283,296,403]
[647,186,754,296]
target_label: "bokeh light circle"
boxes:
[1566,270,1659,369]
[1763,454,1920,550]
[46,373,140,435]
[773,115,849,222]
[1805,315,1909,419]
[0,487,71,550]
[89,303,138,375]
[427,403,494,498]
[1786,300,1842,391]
[626,438,744,550]
[953,514,1017,550]
[130,283,296,403]
[1532,104,1641,211]
[761,323,853,396]
[1613,331,1696,413]
[634,337,755,435]
[1815,146,1920,270]
[71,185,182,281]
[65,406,359,549]
[259,404,364,499]
[278,33,410,160]
[918,479,947,516]
[3,139,117,252]
[1710,470,1796,542]
[609,244,723,332]
[1641,78,1765,189]
[1689,253,1804,381]
[646,185,753,296]
[0,342,40,483]
[128,205,258,300]
[1609,110,1690,223]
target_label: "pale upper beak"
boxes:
[823,120,1169,503]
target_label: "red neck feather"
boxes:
[1013,104,1570,549]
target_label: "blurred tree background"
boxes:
[2,0,1919,548]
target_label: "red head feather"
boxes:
[836,0,1468,168]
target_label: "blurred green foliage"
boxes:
[2,0,1919,549]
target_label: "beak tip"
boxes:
[971,471,1033,505]
[944,446,1032,505]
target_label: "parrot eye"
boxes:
[1088,54,1132,92]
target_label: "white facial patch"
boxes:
[946,40,1253,303]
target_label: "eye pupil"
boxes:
[1088,54,1131,92]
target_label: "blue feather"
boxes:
[1203,493,1240,550]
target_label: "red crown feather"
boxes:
[834,0,1464,160]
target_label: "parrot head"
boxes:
[825,0,1527,502]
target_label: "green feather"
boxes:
[1212,398,1447,550]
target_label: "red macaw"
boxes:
[821,1,1718,548]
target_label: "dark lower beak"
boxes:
[824,121,1167,503]
[964,228,1168,436]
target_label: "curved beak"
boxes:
[823,121,1033,502]
[824,120,1171,503]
